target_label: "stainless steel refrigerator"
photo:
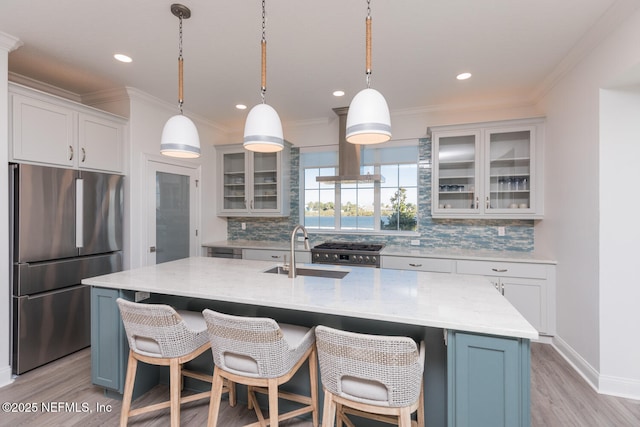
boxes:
[10,163,124,374]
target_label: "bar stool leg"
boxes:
[268,377,279,427]
[417,384,425,427]
[228,380,237,407]
[309,348,319,427]
[120,351,138,427]
[169,358,181,427]
[399,408,412,427]
[207,369,225,427]
[321,391,336,427]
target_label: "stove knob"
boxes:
[314,253,319,260]
[323,253,329,260]
[364,256,370,263]
[358,255,364,263]
[371,256,377,264]
[333,254,339,261]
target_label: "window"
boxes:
[301,141,418,232]
[304,167,337,229]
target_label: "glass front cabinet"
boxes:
[430,118,544,219]
[217,144,290,217]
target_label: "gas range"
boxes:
[311,242,385,268]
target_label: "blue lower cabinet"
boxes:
[90,287,162,398]
[447,331,531,427]
[90,287,128,392]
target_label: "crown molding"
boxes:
[8,72,82,102]
[0,32,22,52]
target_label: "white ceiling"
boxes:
[0,0,618,133]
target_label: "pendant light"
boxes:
[346,0,391,145]
[243,0,284,153]
[160,3,201,158]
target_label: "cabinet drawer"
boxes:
[243,249,311,264]
[456,260,548,279]
[381,256,454,273]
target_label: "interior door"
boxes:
[146,160,200,265]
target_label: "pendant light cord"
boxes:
[178,12,184,113]
[261,0,267,104]
[366,0,372,88]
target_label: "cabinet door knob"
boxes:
[409,263,423,267]
[491,268,508,273]
[81,147,86,162]
[271,255,281,259]
[69,145,74,161]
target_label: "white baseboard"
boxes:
[552,335,640,400]
[0,365,14,389]
[599,374,640,400]
[551,335,600,393]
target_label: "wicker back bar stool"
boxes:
[315,325,425,427]
[203,309,319,427]
[116,299,235,427]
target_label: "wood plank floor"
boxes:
[0,343,638,426]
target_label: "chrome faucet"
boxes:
[289,224,310,278]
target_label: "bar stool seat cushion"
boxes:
[222,323,312,376]
[118,300,209,359]
[316,325,425,408]
[177,309,207,333]
[131,311,206,356]
[340,376,390,405]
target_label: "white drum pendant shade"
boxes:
[346,88,391,145]
[160,114,201,158]
[243,103,284,153]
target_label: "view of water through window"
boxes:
[302,149,418,232]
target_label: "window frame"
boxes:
[300,140,419,235]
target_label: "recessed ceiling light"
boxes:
[333,90,345,97]
[114,53,132,63]
[236,104,247,110]
[456,72,472,80]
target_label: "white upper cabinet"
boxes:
[217,144,290,217]
[9,83,125,173]
[78,113,124,172]
[429,118,544,219]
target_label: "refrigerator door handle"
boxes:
[76,178,83,248]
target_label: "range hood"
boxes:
[316,107,383,183]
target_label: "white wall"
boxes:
[0,32,22,388]
[599,87,640,397]
[280,103,543,149]
[536,3,640,398]
[125,89,228,268]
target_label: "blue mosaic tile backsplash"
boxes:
[227,139,534,252]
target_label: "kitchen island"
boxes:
[85,257,537,427]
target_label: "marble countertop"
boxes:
[83,257,538,340]
[201,240,556,264]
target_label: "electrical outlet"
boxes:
[497,226,506,236]
[410,239,420,246]
[241,222,246,230]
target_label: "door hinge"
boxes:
[195,229,198,237]
[195,179,199,188]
